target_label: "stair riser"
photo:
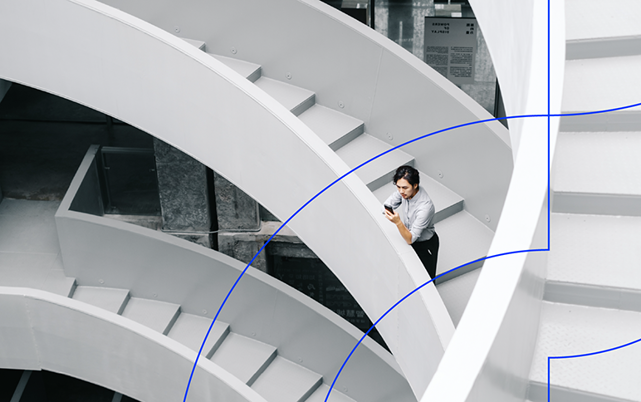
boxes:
[291,94,316,116]
[559,112,641,132]
[433,200,464,225]
[328,124,365,152]
[246,350,277,387]
[552,192,641,216]
[205,325,231,359]
[567,37,641,60]
[365,159,415,191]
[545,281,641,313]
[529,381,633,402]
[434,259,483,285]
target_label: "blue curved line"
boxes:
[323,248,547,401]
[547,337,641,402]
[182,100,641,401]
[550,336,641,360]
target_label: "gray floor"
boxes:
[0,198,72,295]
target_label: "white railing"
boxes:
[422,0,565,401]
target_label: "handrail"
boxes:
[422,0,565,401]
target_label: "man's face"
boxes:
[396,178,418,199]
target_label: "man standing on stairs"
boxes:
[383,165,439,279]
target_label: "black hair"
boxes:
[393,165,419,187]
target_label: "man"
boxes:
[383,165,439,279]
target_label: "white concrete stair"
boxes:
[335,133,414,191]
[298,104,364,151]
[167,312,231,359]
[209,332,277,385]
[306,384,357,402]
[254,77,315,116]
[120,297,181,335]
[251,356,323,402]
[210,54,262,82]
[527,301,641,402]
[71,286,129,315]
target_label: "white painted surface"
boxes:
[529,301,641,400]
[565,0,641,41]
[435,268,482,327]
[553,132,641,195]
[563,55,641,112]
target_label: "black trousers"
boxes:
[411,232,439,279]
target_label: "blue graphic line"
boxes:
[547,337,641,402]
[324,247,547,401]
[182,99,641,402]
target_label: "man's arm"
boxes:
[384,210,413,244]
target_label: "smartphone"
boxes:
[384,204,394,213]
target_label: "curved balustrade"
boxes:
[0,286,267,402]
[423,1,565,401]
[100,0,512,233]
[0,0,455,396]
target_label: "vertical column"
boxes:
[153,138,212,247]
[213,173,267,271]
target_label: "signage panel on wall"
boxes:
[424,17,477,85]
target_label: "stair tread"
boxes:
[435,268,482,327]
[529,301,641,401]
[336,133,414,189]
[373,170,464,220]
[209,53,261,81]
[553,131,641,195]
[72,286,129,314]
[565,0,641,42]
[180,37,206,51]
[121,297,180,335]
[254,77,315,115]
[210,332,276,384]
[167,313,230,358]
[563,55,641,113]
[548,213,641,290]
[251,356,322,402]
[434,211,493,277]
[298,104,363,150]
[305,384,356,402]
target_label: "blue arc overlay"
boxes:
[181,96,641,402]
[547,337,641,402]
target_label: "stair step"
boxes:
[180,38,206,51]
[545,213,641,309]
[435,268,482,327]
[335,133,414,191]
[565,0,641,43]
[372,171,464,224]
[71,286,129,315]
[120,297,181,335]
[167,313,230,359]
[433,211,494,281]
[298,104,364,151]
[209,54,262,82]
[209,332,277,385]
[552,132,641,216]
[562,55,641,114]
[251,356,322,402]
[254,77,315,116]
[306,384,356,402]
[528,301,641,402]
[553,132,641,195]
[40,269,76,297]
